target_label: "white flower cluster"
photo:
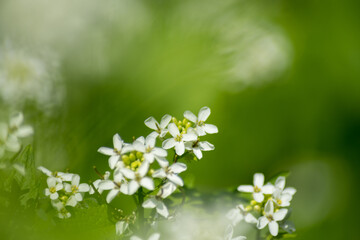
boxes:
[228,173,296,237]
[0,112,33,158]
[38,166,90,219]
[91,106,218,235]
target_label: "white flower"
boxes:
[142,197,169,218]
[183,107,218,136]
[237,173,274,202]
[132,134,169,167]
[130,233,161,240]
[271,176,296,207]
[162,123,197,155]
[8,112,34,139]
[99,170,128,203]
[120,161,154,195]
[158,181,177,199]
[144,114,172,138]
[116,220,129,236]
[185,139,214,159]
[274,176,297,196]
[38,166,73,182]
[98,134,132,169]
[89,171,110,195]
[64,174,90,202]
[257,200,288,236]
[152,162,187,187]
[52,200,71,219]
[226,204,257,226]
[45,177,63,200]
[224,225,247,240]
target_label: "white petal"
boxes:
[237,185,253,193]
[140,177,155,190]
[79,183,90,192]
[130,236,142,240]
[253,173,264,187]
[50,192,59,200]
[0,123,8,140]
[156,201,169,218]
[121,168,136,179]
[142,198,157,208]
[162,138,176,149]
[144,153,155,163]
[257,216,269,229]
[224,225,234,240]
[159,181,177,198]
[64,183,72,192]
[183,110,197,123]
[38,166,52,177]
[275,176,286,190]
[196,126,206,136]
[182,133,197,141]
[253,192,264,203]
[245,213,258,224]
[145,134,156,148]
[155,157,169,167]
[133,141,146,153]
[120,183,128,194]
[168,123,180,137]
[152,147,167,157]
[5,136,20,152]
[16,126,34,138]
[193,148,203,159]
[273,209,288,221]
[128,181,140,195]
[66,196,78,207]
[152,169,166,178]
[170,162,187,174]
[55,183,63,191]
[137,161,149,177]
[58,172,73,181]
[264,200,274,215]
[109,155,120,169]
[107,189,119,203]
[45,188,50,196]
[47,177,57,187]
[72,174,80,186]
[160,114,172,129]
[98,147,115,156]
[113,134,123,150]
[116,221,128,236]
[99,180,115,190]
[122,144,134,154]
[74,193,82,201]
[148,233,161,240]
[198,106,211,122]
[144,117,158,130]
[269,221,279,236]
[283,187,297,196]
[198,141,215,151]
[167,174,184,186]
[262,184,275,194]
[174,142,185,156]
[10,112,23,128]
[203,124,218,134]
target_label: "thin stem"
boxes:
[137,187,145,233]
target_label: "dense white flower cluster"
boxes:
[0,112,33,159]
[38,166,90,219]
[228,173,296,237]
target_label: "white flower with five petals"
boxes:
[257,200,288,236]
[162,123,197,156]
[184,107,218,136]
[144,114,172,138]
[152,162,187,187]
[237,173,274,202]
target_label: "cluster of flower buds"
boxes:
[38,166,90,218]
[228,173,296,237]
[0,112,33,158]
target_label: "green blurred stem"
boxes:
[137,187,145,233]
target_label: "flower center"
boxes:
[267,215,274,221]
[175,135,182,142]
[49,186,57,193]
[71,185,79,194]
[254,186,261,193]
[277,199,282,205]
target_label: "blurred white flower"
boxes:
[257,200,288,236]
[142,197,169,218]
[226,204,257,226]
[116,220,129,236]
[223,225,246,240]
[237,173,274,202]
[158,181,177,199]
[162,123,197,155]
[45,177,63,200]
[184,107,218,136]
[145,114,172,138]
[51,200,71,219]
[0,43,63,110]
[38,166,73,182]
[152,162,187,187]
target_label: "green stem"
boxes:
[137,187,145,233]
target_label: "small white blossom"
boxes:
[45,177,63,200]
[142,197,169,218]
[185,139,214,159]
[237,173,274,202]
[98,134,132,169]
[89,171,110,195]
[144,114,172,138]
[274,176,297,196]
[158,181,177,199]
[64,174,90,202]
[132,134,169,167]
[116,220,129,236]
[226,204,257,226]
[152,162,187,187]
[130,233,161,240]
[120,161,154,195]
[162,123,197,155]
[184,107,218,136]
[99,170,128,203]
[257,200,288,236]
[224,225,247,240]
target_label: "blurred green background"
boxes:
[0,0,359,239]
